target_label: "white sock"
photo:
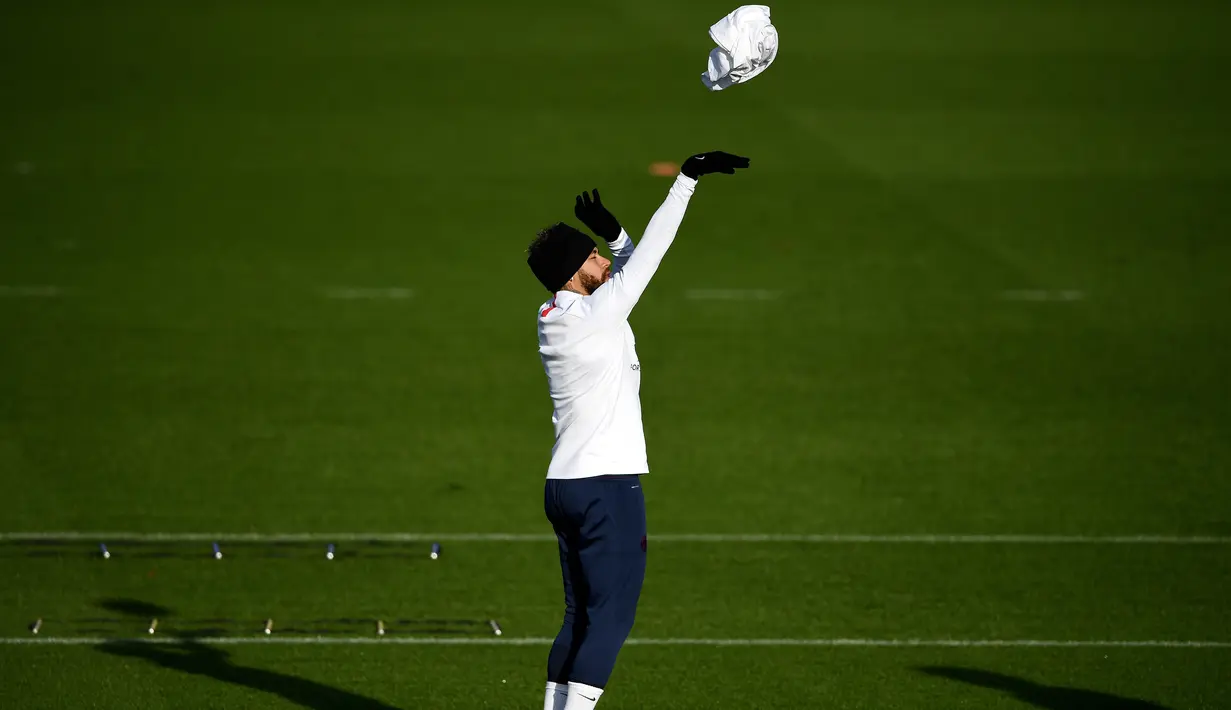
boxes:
[563,681,604,709]
[544,681,569,710]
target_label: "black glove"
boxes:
[681,151,751,179]
[574,189,622,242]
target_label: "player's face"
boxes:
[574,249,611,295]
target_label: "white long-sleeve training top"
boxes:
[536,173,698,480]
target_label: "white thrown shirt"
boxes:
[536,173,698,480]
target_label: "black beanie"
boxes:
[527,223,597,293]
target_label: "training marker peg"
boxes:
[430,542,441,560]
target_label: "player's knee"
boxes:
[590,606,636,638]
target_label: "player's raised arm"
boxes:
[584,151,750,325]
[574,189,636,274]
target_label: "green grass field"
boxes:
[3,0,1231,707]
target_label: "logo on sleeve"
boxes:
[630,363,640,371]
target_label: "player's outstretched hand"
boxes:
[574,189,622,243]
[681,151,751,179]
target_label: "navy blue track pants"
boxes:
[544,474,647,689]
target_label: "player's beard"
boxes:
[578,269,607,295]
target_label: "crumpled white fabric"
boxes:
[701,5,778,91]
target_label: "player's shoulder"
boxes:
[537,292,588,322]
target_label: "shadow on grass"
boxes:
[93,599,402,710]
[98,598,172,618]
[918,666,1171,710]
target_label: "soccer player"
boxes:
[526,151,751,710]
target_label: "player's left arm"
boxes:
[574,189,634,274]
[605,229,635,273]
